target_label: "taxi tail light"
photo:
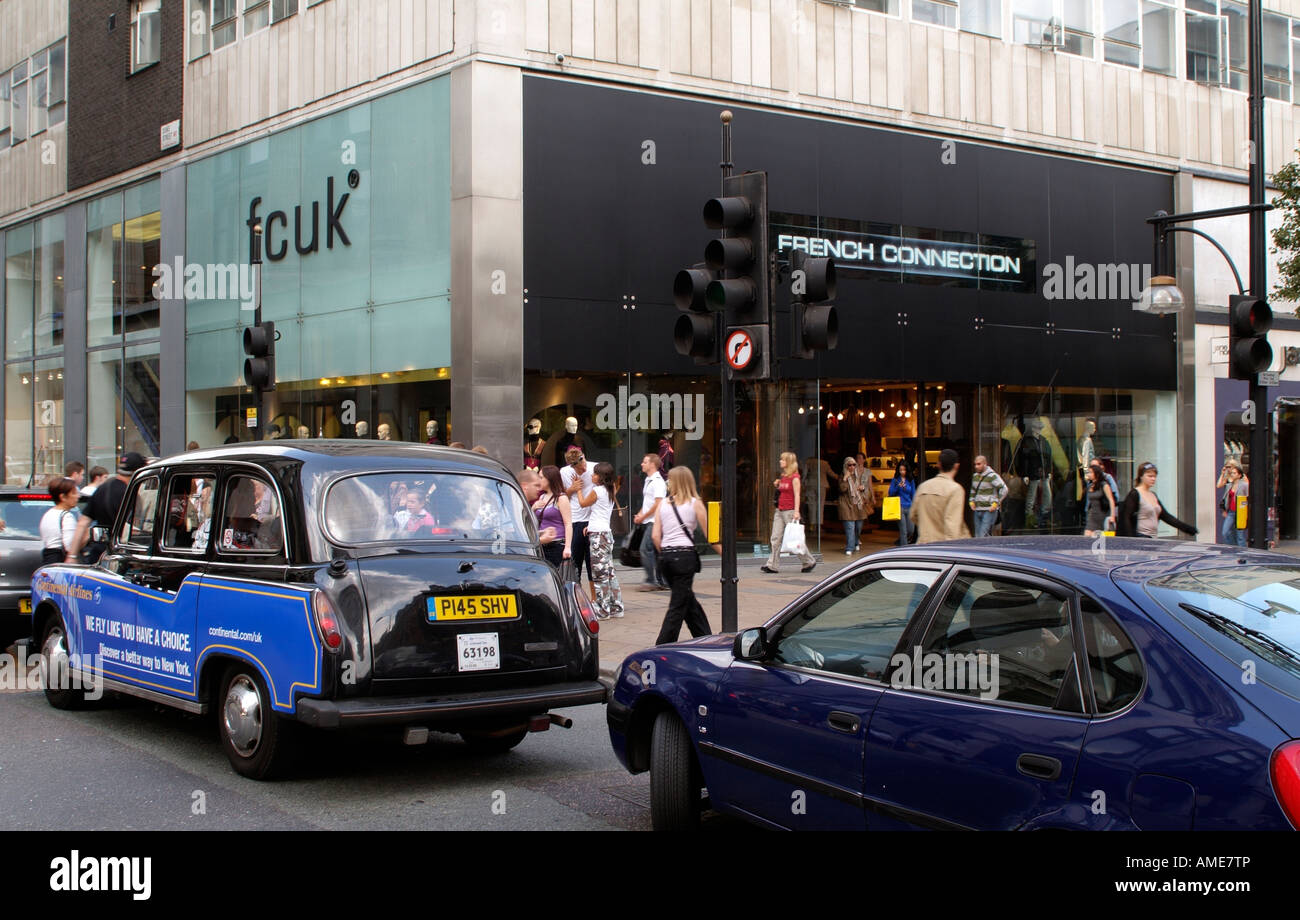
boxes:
[313,590,344,652]
[571,584,599,636]
[1270,740,1300,829]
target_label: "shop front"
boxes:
[523,76,1182,553]
[182,76,452,448]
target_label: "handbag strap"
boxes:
[667,500,696,538]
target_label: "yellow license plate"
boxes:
[18,598,31,614]
[428,594,517,621]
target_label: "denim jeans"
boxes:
[973,510,998,538]
[843,518,861,552]
[897,513,914,546]
[1221,514,1247,547]
[641,522,667,586]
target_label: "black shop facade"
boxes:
[522,75,1178,556]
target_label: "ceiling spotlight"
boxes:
[896,409,903,417]
[868,412,875,420]
[837,412,844,421]
[905,410,912,418]
[798,407,805,415]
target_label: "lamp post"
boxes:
[1145,199,1274,548]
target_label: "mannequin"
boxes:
[377,423,392,441]
[355,420,369,439]
[554,416,589,465]
[426,420,443,445]
[1017,419,1051,528]
[524,418,546,470]
[296,425,310,439]
[1076,419,1096,501]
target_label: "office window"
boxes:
[1292,21,1300,101]
[913,0,958,28]
[1103,0,1140,67]
[10,62,27,145]
[1264,11,1290,101]
[29,51,47,135]
[212,0,238,49]
[272,0,300,21]
[1015,0,1093,57]
[48,41,65,126]
[1142,1,1175,75]
[0,72,9,146]
[961,0,1001,37]
[245,0,270,33]
[132,0,162,72]
[188,0,210,59]
[1186,3,1226,84]
[854,0,899,12]
[1223,1,1248,89]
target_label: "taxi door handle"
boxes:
[134,574,162,588]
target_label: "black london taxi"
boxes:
[29,442,607,779]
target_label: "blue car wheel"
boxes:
[650,711,701,831]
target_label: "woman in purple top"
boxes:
[534,465,573,568]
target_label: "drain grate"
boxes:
[603,784,652,808]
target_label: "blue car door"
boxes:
[863,568,1091,830]
[704,565,947,830]
[129,471,214,703]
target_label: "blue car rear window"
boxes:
[1146,565,1300,686]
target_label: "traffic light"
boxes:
[789,250,839,360]
[703,171,769,330]
[1228,294,1272,380]
[243,321,276,391]
[673,263,720,364]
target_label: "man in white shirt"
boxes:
[562,448,596,589]
[633,453,668,590]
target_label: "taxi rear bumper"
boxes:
[293,679,609,729]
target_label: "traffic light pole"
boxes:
[252,226,264,442]
[719,111,739,634]
[1248,0,1270,548]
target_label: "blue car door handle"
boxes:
[827,711,861,734]
[1016,753,1062,782]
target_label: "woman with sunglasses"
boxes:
[1117,462,1197,539]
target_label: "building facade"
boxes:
[1,0,1298,549]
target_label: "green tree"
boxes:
[1271,152,1300,316]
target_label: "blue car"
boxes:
[607,537,1300,830]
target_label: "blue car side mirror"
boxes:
[734,627,768,661]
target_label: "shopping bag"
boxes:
[882,495,901,521]
[1237,500,1248,531]
[780,522,807,556]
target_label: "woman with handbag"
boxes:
[761,451,816,574]
[888,460,917,546]
[838,456,870,555]
[1116,461,1197,539]
[576,462,625,619]
[40,477,81,566]
[652,466,713,645]
[533,465,573,568]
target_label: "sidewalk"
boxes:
[595,532,1300,678]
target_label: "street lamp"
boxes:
[1132,275,1185,315]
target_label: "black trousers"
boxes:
[656,550,712,645]
[570,521,593,582]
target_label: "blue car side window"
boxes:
[773,568,941,680]
[1080,595,1143,713]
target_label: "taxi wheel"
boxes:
[218,665,298,780]
[460,727,528,754]
[40,616,86,711]
[649,710,702,831]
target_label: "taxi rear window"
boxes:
[324,473,535,546]
[0,495,53,540]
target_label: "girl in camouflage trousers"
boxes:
[575,461,625,618]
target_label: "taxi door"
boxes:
[85,473,161,686]
[127,470,212,703]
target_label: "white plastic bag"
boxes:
[780,521,807,556]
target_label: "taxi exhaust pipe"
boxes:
[548,712,573,729]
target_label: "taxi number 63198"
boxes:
[456,633,500,672]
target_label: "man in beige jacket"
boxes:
[910,449,971,543]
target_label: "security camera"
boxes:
[555,52,566,64]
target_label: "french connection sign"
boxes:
[772,213,1036,292]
